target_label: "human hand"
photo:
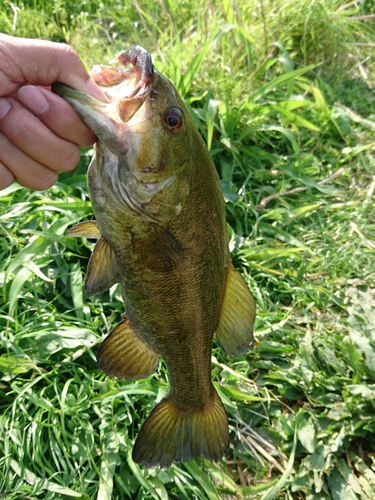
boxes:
[0,34,106,191]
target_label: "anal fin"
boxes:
[97,317,159,380]
[67,220,101,239]
[215,262,256,356]
[85,236,125,295]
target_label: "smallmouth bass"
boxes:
[53,46,256,468]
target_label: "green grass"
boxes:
[1,0,375,498]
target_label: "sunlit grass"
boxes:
[1,0,375,499]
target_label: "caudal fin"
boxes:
[132,390,229,468]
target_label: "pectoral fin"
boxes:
[134,224,184,272]
[85,236,125,295]
[67,221,101,239]
[215,262,256,356]
[97,317,159,380]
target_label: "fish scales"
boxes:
[52,45,256,468]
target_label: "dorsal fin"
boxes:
[85,237,125,295]
[215,262,256,356]
[67,220,101,239]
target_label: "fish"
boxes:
[52,46,256,468]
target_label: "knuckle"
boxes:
[61,43,79,59]
[54,43,82,71]
[79,131,96,148]
[29,170,58,191]
[58,144,81,172]
[0,162,15,190]
[0,98,33,143]
[9,116,29,141]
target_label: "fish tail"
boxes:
[132,389,229,468]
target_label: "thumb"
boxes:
[0,34,105,100]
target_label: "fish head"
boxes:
[53,46,197,221]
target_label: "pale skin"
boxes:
[0,34,107,191]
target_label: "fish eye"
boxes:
[164,107,183,132]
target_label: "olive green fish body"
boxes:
[53,46,256,467]
[90,115,228,417]
[118,153,228,409]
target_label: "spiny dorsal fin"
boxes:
[215,262,256,356]
[67,220,101,239]
[97,317,159,380]
[85,236,125,295]
[133,224,184,272]
[132,390,229,467]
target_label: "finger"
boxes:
[0,131,58,190]
[0,97,81,173]
[0,160,15,190]
[0,34,106,100]
[18,86,96,147]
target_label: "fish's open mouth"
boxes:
[51,46,158,155]
[52,46,155,125]
[92,45,155,102]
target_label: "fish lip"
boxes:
[52,69,154,128]
[52,81,155,161]
[52,82,128,154]
[51,82,106,107]
[114,45,154,97]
